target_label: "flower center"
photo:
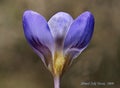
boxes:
[53,51,65,76]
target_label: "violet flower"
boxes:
[22,10,94,88]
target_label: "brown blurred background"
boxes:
[0,0,120,88]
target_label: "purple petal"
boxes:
[48,12,73,49]
[64,11,94,59]
[22,10,54,66]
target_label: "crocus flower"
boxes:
[22,10,94,88]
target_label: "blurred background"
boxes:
[0,0,120,88]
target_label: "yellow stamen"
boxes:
[53,51,65,76]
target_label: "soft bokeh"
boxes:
[0,0,120,88]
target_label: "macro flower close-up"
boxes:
[22,10,94,88]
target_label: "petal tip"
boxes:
[81,11,94,21]
[82,11,93,16]
[23,10,40,18]
[51,11,73,19]
[55,11,70,15]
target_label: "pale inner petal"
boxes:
[48,12,73,50]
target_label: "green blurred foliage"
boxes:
[0,0,120,88]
